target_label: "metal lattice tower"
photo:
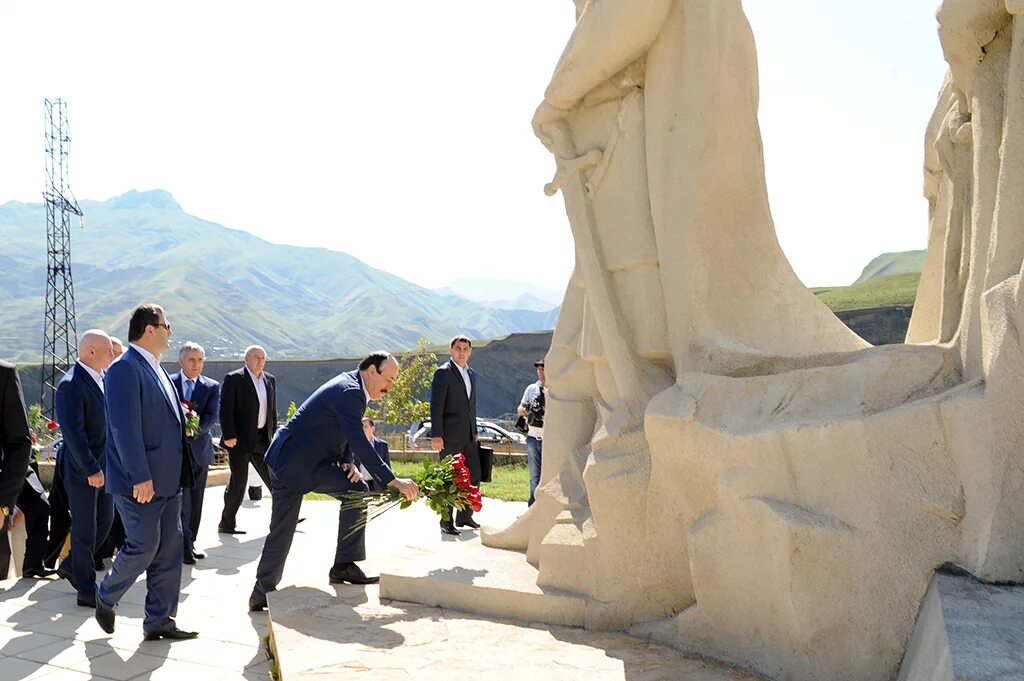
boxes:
[41,98,84,418]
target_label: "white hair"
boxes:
[179,341,206,360]
[244,345,266,360]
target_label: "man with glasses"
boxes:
[95,304,201,641]
[170,341,221,565]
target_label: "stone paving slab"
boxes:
[268,583,764,681]
[1,483,763,681]
[378,512,588,626]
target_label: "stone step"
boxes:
[897,567,1024,680]
[378,528,589,627]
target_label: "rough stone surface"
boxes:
[469,1,1024,681]
[898,570,1024,680]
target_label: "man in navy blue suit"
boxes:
[96,304,200,641]
[170,341,221,565]
[55,329,116,606]
[360,418,391,491]
[248,352,419,611]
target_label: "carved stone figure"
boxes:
[480,2,1024,679]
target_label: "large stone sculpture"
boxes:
[483,1,1024,680]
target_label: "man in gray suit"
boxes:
[170,341,221,565]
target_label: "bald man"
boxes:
[56,329,115,607]
[218,345,276,534]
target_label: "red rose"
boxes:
[182,400,193,410]
[46,419,58,431]
[471,498,483,512]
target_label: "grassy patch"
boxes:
[304,461,529,503]
[813,272,920,312]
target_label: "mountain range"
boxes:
[0,190,559,362]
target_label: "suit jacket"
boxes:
[170,372,220,466]
[104,346,197,497]
[265,369,394,492]
[55,361,107,480]
[343,436,392,491]
[429,360,477,445]
[220,367,277,453]
[0,362,32,509]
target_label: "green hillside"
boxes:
[813,273,920,312]
[852,250,926,285]
[0,190,559,362]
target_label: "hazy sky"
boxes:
[0,1,947,292]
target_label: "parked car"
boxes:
[406,419,527,451]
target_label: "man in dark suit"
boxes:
[0,362,34,577]
[218,345,276,534]
[55,329,116,605]
[170,341,221,565]
[248,352,419,612]
[96,304,200,641]
[7,462,54,578]
[361,418,391,491]
[429,335,480,535]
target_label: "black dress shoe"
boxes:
[440,521,460,536]
[218,526,247,535]
[328,563,380,585]
[76,594,97,608]
[455,518,481,529]
[182,554,196,565]
[95,602,115,634]
[248,595,267,612]
[192,551,206,560]
[57,566,77,590]
[247,485,263,501]
[143,626,198,641]
[23,567,58,579]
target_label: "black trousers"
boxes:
[220,434,273,530]
[441,439,480,525]
[252,462,368,600]
[0,479,51,575]
[181,465,208,558]
[21,483,51,572]
[95,510,125,561]
[65,467,114,597]
[44,459,71,569]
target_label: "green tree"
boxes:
[366,338,437,427]
[285,401,299,422]
[26,403,58,445]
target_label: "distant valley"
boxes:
[0,190,559,362]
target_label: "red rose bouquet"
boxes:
[181,401,200,438]
[339,453,482,538]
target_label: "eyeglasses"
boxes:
[152,322,172,333]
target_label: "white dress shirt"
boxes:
[130,343,181,423]
[452,360,472,398]
[246,367,268,429]
[76,359,104,394]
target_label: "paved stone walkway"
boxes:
[0,485,761,681]
[0,486,274,680]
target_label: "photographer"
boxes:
[517,360,546,506]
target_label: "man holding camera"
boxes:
[517,360,546,507]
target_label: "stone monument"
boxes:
[479,1,1024,679]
